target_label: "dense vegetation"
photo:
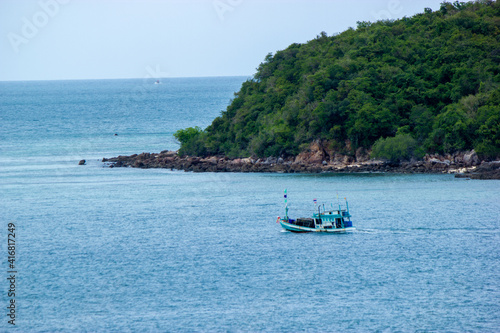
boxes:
[175,1,500,160]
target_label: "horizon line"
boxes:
[0,74,253,83]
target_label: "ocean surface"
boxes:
[0,77,499,332]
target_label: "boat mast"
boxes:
[284,189,288,220]
[313,198,319,226]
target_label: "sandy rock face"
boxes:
[295,140,326,164]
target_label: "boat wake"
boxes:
[356,228,409,234]
[356,227,499,234]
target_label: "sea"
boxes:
[0,77,499,332]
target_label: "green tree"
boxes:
[173,127,207,156]
[371,133,418,162]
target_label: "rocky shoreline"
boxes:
[454,161,500,180]
[101,149,500,179]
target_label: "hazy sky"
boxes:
[1,0,445,81]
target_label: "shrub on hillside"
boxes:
[370,134,418,162]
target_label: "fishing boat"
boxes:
[277,190,355,233]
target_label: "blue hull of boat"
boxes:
[280,220,355,233]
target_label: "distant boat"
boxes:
[154,79,160,84]
[277,190,355,233]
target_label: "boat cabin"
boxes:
[286,208,353,230]
[311,209,353,229]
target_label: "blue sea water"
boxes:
[0,78,499,332]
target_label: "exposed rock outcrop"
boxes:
[454,161,500,180]
[101,149,499,179]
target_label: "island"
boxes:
[104,1,500,179]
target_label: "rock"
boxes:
[355,147,370,162]
[101,148,496,177]
[78,159,86,165]
[329,153,344,165]
[264,157,277,164]
[164,157,176,163]
[432,162,448,170]
[137,152,151,160]
[343,155,354,164]
[207,157,218,164]
[160,150,177,157]
[294,153,306,163]
[295,140,325,164]
[453,152,464,164]
[464,150,479,166]
[455,161,500,179]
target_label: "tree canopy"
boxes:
[176,0,500,160]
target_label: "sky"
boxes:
[0,0,446,81]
